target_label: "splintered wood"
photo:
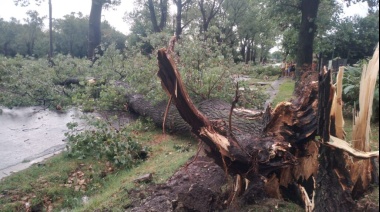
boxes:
[156,41,379,212]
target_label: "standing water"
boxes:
[0,107,83,179]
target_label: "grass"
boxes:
[77,134,196,211]
[271,78,295,106]
[0,121,197,211]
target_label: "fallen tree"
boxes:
[150,41,379,211]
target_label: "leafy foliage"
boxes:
[321,11,379,65]
[176,28,268,108]
[342,63,379,121]
[65,117,150,168]
[0,55,69,107]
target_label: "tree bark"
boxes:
[296,0,320,78]
[48,0,53,59]
[152,45,378,211]
[198,0,224,33]
[88,0,103,61]
[174,0,183,39]
[156,47,321,183]
[159,0,168,30]
[148,0,168,33]
[314,69,356,211]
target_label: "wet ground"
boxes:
[0,107,83,179]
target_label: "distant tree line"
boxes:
[0,11,126,58]
[2,0,378,68]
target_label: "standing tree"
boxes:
[48,0,53,61]
[147,0,169,33]
[173,0,192,39]
[23,10,45,56]
[198,0,224,34]
[266,0,378,88]
[54,13,89,57]
[14,0,53,59]
[87,0,121,61]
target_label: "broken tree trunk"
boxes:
[314,68,356,211]
[155,40,379,211]
[125,93,264,135]
[314,44,379,211]
[156,47,321,206]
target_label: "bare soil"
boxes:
[125,154,229,212]
[124,148,304,212]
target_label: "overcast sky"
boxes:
[0,0,369,35]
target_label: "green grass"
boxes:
[0,124,197,212]
[271,78,295,106]
[76,134,196,211]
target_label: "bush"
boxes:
[65,116,150,168]
[342,65,379,121]
[175,28,267,109]
[0,55,80,108]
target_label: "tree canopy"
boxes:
[2,0,377,66]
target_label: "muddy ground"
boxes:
[124,149,303,212]
[123,151,378,212]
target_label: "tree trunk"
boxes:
[88,0,103,61]
[156,47,321,185]
[314,69,356,211]
[175,0,183,39]
[148,0,160,33]
[159,0,168,31]
[148,0,168,33]
[198,0,223,34]
[48,0,53,59]
[151,43,379,211]
[296,0,320,79]
[246,43,251,64]
[240,42,246,62]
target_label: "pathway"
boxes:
[264,77,285,108]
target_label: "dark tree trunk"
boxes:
[88,0,103,61]
[48,0,53,59]
[152,45,379,210]
[26,42,33,56]
[252,47,256,65]
[148,0,168,33]
[175,0,183,39]
[246,43,251,64]
[296,0,320,79]
[156,47,321,186]
[159,0,168,30]
[148,0,160,33]
[314,69,356,211]
[240,40,246,62]
[198,0,224,33]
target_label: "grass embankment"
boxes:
[0,123,197,211]
[271,78,295,106]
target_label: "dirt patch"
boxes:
[124,152,291,212]
[123,152,377,212]
[125,155,229,212]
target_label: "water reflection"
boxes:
[0,107,83,179]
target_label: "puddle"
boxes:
[0,107,84,179]
[0,107,137,180]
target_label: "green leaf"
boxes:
[343,85,356,95]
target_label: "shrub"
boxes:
[175,28,267,109]
[342,65,379,121]
[65,116,150,168]
[0,55,79,108]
